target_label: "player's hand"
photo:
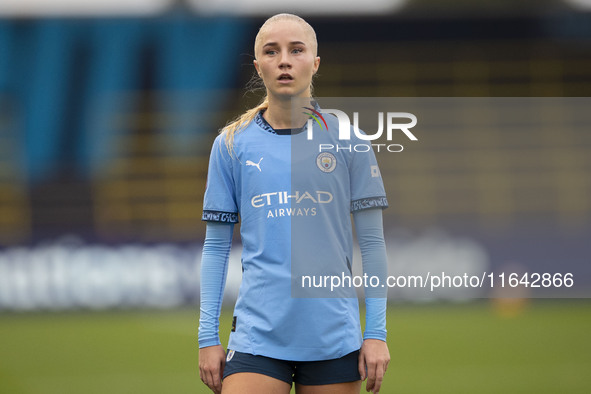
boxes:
[199,344,226,394]
[358,338,390,394]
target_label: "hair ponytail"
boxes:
[221,95,268,156]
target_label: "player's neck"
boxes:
[264,96,307,130]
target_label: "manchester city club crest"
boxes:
[316,152,337,173]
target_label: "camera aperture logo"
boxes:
[304,108,418,153]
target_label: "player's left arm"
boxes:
[353,208,390,394]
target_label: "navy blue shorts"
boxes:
[223,349,361,385]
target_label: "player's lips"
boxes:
[277,73,293,84]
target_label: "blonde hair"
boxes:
[221,13,317,155]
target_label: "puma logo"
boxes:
[246,157,263,172]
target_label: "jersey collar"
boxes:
[255,100,321,135]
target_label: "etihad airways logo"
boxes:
[251,190,333,219]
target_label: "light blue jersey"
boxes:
[202,109,387,361]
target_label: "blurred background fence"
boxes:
[0,1,590,308]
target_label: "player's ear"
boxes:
[253,59,261,76]
[313,56,320,74]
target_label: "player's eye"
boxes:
[265,49,277,55]
[292,48,303,54]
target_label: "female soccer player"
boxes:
[198,13,390,394]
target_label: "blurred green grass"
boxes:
[1,300,590,394]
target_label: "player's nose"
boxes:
[278,52,292,69]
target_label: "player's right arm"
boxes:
[198,221,234,394]
[199,135,239,393]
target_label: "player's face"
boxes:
[254,20,320,100]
